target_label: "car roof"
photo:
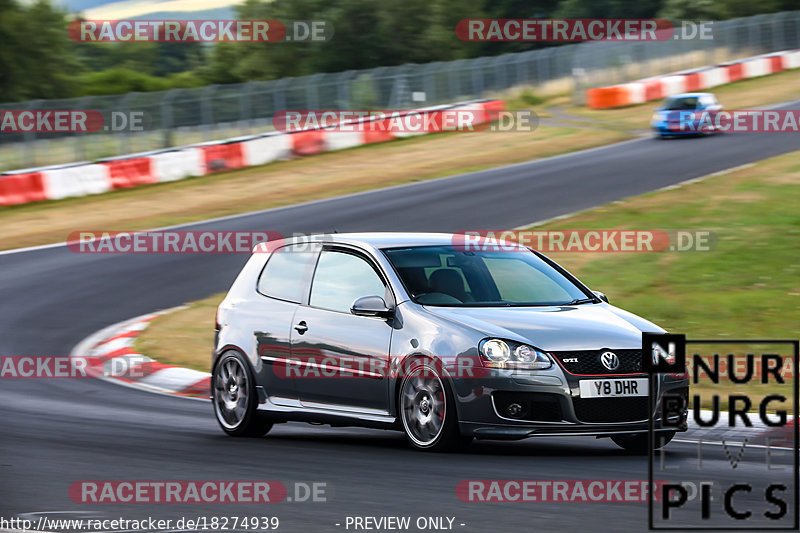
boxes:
[275,232,526,251]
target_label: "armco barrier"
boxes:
[0,99,506,207]
[586,50,800,109]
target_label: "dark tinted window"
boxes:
[663,96,699,110]
[257,244,320,303]
[310,250,386,312]
[384,245,587,306]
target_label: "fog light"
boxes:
[506,403,524,418]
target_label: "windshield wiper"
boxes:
[561,297,596,305]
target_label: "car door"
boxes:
[291,246,393,412]
[253,242,320,405]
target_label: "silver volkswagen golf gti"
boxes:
[212,233,688,452]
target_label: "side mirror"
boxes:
[592,290,609,303]
[351,295,393,318]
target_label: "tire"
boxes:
[212,350,272,437]
[398,361,468,452]
[612,431,675,453]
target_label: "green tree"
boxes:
[0,0,80,101]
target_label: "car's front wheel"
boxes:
[399,361,468,452]
[212,350,272,437]
[611,431,675,453]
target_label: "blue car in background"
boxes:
[651,92,722,138]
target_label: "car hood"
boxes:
[424,303,664,351]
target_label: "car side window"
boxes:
[310,250,386,313]
[257,244,320,303]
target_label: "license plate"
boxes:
[579,378,648,398]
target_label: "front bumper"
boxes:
[652,120,699,135]
[449,367,688,440]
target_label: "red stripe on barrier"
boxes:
[643,80,664,101]
[481,100,507,121]
[362,126,394,144]
[201,142,245,173]
[684,72,702,92]
[725,63,744,82]
[0,172,47,206]
[290,130,325,156]
[768,56,784,73]
[104,157,156,189]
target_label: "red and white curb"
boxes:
[70,307,211,400]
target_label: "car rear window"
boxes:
[257,244,320,303]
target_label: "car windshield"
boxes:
[663,96,700,110]
[383,245,592,306]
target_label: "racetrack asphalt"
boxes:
[2,103,799,531]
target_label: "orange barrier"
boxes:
[586,87,628,109]
[201,143,245,173]
[104,158,155,189]
[290,130,325,156]
[0,172,47,206]
[586,51,800,109]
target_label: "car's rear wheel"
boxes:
[212,350,272,437]
[399,362,468,452]
[611,431,675,453]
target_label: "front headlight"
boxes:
[651,111,665,123]
[479,339,552,370]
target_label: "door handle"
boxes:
[294,321,308,334]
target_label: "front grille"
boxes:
[552,349,644,375]
[572,397,650,423]
[492,391,563,422]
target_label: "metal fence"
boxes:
[2,10,799,171]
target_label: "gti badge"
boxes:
[562,357,579,363]
[600,351,619,371]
